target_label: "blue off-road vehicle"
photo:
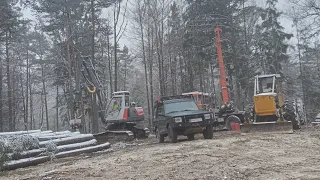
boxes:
[153,96,215,143]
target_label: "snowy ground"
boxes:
[2,126,320,180]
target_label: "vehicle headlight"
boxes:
[220,104,226,111]
[174,117,183,123]
[204,114,211,120]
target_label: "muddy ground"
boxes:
[2,126,320,180]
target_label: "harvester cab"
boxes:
[94,91,150,143]
[240,74,297,134]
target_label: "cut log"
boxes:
[57,139,97,152]
[52,131,73,135]
[0,130,41,136]
[55,142,111,159]
[39,134,95,147]
[2,142,110,171]
[29,131,55,137]
[8,148,47,160]
[30,131,72,137]
[3,156,50,171]
[36,134,75,141]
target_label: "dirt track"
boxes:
[2,126,320,180]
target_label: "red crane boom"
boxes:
[214,27,229,104]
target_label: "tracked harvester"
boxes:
[94,91,150,142]
[73,55,149,143]
[240,74,299,134]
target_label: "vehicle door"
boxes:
[153,104,167,134]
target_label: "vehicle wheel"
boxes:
[168,124,178,143]
[187,134,195,140]
[203,124,213,139]
[156,128,164,143]
[283,101,300,130]
[226,115,241,131]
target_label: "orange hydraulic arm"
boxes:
[214,27,229,104]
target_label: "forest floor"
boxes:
[2,125,320,180]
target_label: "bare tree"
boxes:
[113,0,129,92]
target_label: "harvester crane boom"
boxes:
[214,27,229,104]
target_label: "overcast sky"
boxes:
[22,0,298,50]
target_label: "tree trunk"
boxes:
[29,79,34,130]
[107,30,113,95]
[6,31,13,131]
[0,57,3,132]
[138,1,151,127]
[12,66,17,131]
[91,94,99,134]
[56,85,59,131]
[210,63,217,106]
[19,67,26,130]
[65,2,75,121]
[40,93,44,129]
[155,31,163,96]
[25,48,29,130]
[179,55,184,93]
[113,3,118,92]
[91,0,96,66]
[124,56,127,90]
[147,7,154,121]
[160,1,165,95]
[41,58,49,130]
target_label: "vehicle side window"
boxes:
[157,105,165,117]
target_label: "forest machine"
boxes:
[72,56,149,143]
[182,27,245,131]
[240,74,300,133]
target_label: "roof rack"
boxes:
[155,95,193,104]
[112,91,130,96]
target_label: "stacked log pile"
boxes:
[0,130,110,171]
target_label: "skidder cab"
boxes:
[240,74,299,133]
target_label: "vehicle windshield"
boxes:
[258,77,274,94]
[164,100,199,114]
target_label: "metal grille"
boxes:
[184,114,204,123]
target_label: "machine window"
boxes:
[258,77,274,93]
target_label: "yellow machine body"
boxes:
[240,74,293,134]
[254,95,277,116]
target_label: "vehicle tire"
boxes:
[226,115,241,131]
[168,124,178,143]
[203,124,213,139]
[187,134,195,141]
[156,128,164,143]
[283,101,300,130]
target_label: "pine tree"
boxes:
[256,0,293,75]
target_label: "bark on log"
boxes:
[57,139,97,152]
[39,134,95,147]
[31,131,73,138]
[55,142,111,159]
[8,139,97,160]
[3,156,50,171]
[36,134,75,141]
[0,130,41,136]
[3,142,110,171]
[8,148,47,160]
